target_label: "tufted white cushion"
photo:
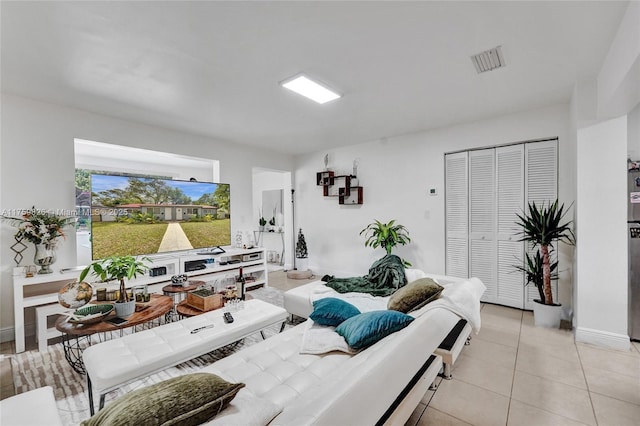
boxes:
[201,307,462,425]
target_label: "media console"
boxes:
[12,247,266,353]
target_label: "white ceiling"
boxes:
[0,1,629,155]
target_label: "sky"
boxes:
[91,174,220,201]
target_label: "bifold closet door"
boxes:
[445,139,557,310]
[469,149,496,302]
[524,140,558,309]
[495,145,525,308]
[445,152,469,278]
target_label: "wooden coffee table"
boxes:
[55,294,172,374]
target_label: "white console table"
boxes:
[12,247,267,353]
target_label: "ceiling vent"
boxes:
[471,46,505,73]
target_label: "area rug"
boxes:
[9,286,299,425]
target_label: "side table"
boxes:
[162,281,203,321]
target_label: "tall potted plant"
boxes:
[515,200,575,327]
[360,219,411,265]
[80,255,150,318]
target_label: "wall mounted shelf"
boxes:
[316,171,363,205]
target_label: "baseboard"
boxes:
[0,323,35,344]
[575,326,630,351]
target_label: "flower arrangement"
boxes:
[2,207,75,246]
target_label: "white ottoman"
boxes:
[0,386,63,425]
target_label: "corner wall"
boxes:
[0,93,293,338]
[575,116,629,350]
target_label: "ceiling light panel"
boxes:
[281,74,341,104]
[471,46,506,73]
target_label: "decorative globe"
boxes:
[58,281,93,309]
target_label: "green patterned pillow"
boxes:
[81,373,244,426]
[388,278,444,313]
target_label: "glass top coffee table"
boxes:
[55,294,172,374]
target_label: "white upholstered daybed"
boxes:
[2,272,484,426]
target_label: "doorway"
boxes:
[252,168,292,271]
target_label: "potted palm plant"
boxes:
[515,200,575,327]
[80,255,151,318]
[360,219,411,265]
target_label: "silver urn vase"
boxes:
[34,243,56,274]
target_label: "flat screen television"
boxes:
[88,174,230,260]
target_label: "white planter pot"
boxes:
[532,300,562,328]
[114,300,136,319]
[296,257,309,271]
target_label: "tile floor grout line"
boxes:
[575,338,599,426]
[504,309,524,425]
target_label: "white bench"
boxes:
[82,299,287,415]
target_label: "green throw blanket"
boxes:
[325,254,407,296]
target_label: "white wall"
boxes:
[575,116,629,350]
[295,104,574,300]
[597,1,640,118]
[629,104,640,159]
[0,93,293,335]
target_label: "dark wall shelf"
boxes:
[316,171,363,205]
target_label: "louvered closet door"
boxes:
[496,145,525,308]
[469,149,496,301]
[445,152,469,278]
[524,140,558,308]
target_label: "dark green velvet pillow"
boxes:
[335,310,414,350]
[388,278,444,313]
[309,297,361,326]
[81,373,245,426]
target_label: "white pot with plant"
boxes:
[80,255,151,318]
[515,200,575,328]
[295,228,309,271]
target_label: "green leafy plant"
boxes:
[514,250,559,303]
[258,209,267,227]
[80,255,151,303]
[1,207,75,246]
[360,219,411,265]
[515,200,575,305]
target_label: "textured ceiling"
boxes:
[0,1,629,154]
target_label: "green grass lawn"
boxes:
[92,222,168,258]
[180,220,231,248]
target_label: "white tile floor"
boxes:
[407,304,640,426]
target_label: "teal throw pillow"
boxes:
[336,310,414,350]
[388,278,444,313]
[81,373,244,426]
[309,298,361,326]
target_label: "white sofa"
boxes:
[204,304,463,425]
[283,269,468,319]
[199,271,485,425]
[4,272,484,426]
